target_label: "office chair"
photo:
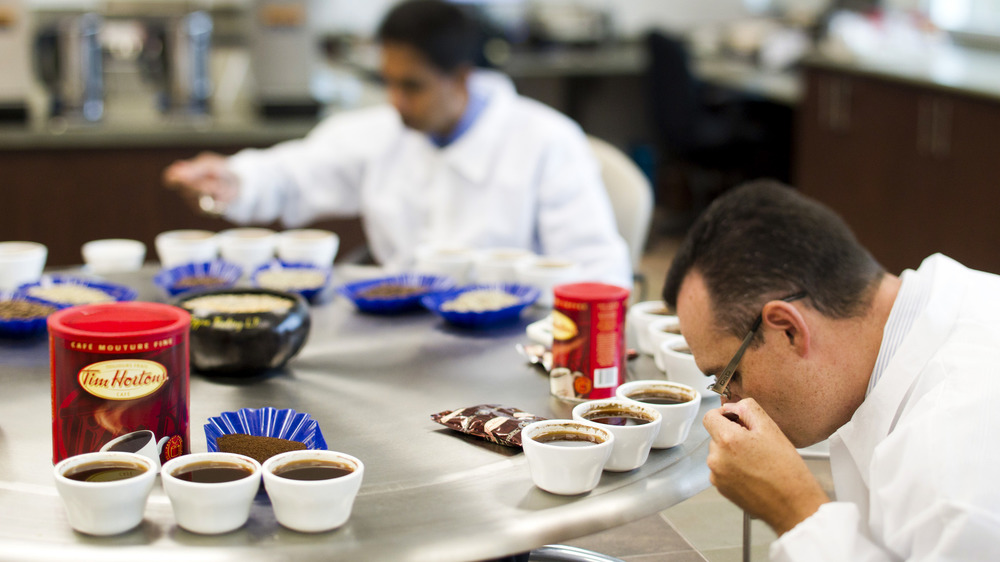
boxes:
[587,136,654,301]
[644,30,765,223]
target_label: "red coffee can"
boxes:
[48,302,191,464]
[550,282,630,403]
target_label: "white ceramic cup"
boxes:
[262,450,364,533]
[161,452,262,535]
[414,245,475,284]
[515,257,582,308]
[616,380,702,449]
[648,317,684,369]
[627,301,675,355]
[571,398,662,472]
[0,241,47,292]
[81,239,146,274]
[277,229,340,267]
[217,228,278,273]
[53,451,157,536]
[657,337,716,391]
[473,247,536,284]
[100,430,169,473]
[521,419,614,495]
[155,229,218,267]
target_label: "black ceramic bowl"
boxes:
[176,288,311,376]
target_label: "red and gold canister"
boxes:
[48,302,191,464]
[550,282,630,403]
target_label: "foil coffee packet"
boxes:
[431,404,547,448]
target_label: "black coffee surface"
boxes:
[274,460,353,481]
[172,461,253,483]
[107,433,149,453]
[583,410,652,426]
[65,461,147,482]
[627,391,691,405]
[533,431,602,445]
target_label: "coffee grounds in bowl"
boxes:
[216,433,307,464]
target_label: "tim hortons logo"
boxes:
[78,360,169,401]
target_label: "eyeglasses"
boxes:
[709,292,807,399]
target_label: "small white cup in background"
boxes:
[521,419,614,495]
[516,257,582,308]
[572,398,662,472]
[81,239,146,274]
[473,247,536,284]
[277,229,340,267]
[155,229,218,268]
[617,380,702,448]
[53,451,157,536]
[0,241,47,292]
[414,245,475,284]
[160,452,262,535]
[627,301,676,355]
[100,430,169,473]
[217,228,277,273]
[262,450,364,533]
[647,317,684,369]
[657,337,715,391]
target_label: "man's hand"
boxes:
[162,152,240,214]
[703,398,829,535]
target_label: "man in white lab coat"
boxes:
[162,0,631,287]
[663,180,1000,560]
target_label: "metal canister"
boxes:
[48,302,191,464]
[550,282,629,403]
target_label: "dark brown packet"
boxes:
[431,404,547,448]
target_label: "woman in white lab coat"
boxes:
[163,1,631,288]
[664,182,1000,560]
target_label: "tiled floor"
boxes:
[556,231,834,562]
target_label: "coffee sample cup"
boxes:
[521,419,614,495]
[647,317,684,369]
[217,228,278,273]
[515,257,582,308]
[81,239,146,274]
[53,451,157,536]
[100,430,170,473]
[277,229,340,267]
[0,241,47,292]
[617,380,701,448]
[626,300,674,355]
[262,450,364,533]
[571,399,661,472]
[155,230,219,268]
[161,452,262,535]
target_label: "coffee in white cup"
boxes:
[521,419,614,495]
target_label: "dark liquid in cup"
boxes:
[273,460,354,481]
[533,431,603,446]
[583,410,652,426]
[627,391,692,405]
[649,307,672,315]
[662,326,682,335]
[172,461,253,483]
[64,461,148,482]
[107,432,149,453]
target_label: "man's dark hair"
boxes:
[377,0,482,73]
[663,180,885,341]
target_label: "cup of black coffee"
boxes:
[262,450,365,532]
[521,419,615,495]
[160,452,262,535]
[617,380,701,448]
[571,399,662,472]
[53,451,157,536]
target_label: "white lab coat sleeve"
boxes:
[533,127,632,288]
[222,107,397,227]
[771,502,893,562]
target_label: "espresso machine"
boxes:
[249,0,322,118]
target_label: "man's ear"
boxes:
[761,300,810,356]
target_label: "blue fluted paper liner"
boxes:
[153,260,243,297]
[337,273,455,314]
[15,274,137,308]
[205,407,327,452]
[251,260,332,304]
[421,283,540,329]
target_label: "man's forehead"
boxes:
[675,272,725,372]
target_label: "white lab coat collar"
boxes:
[438,70,518,185]
[831,254,967,492]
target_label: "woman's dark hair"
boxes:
[663,180,885,341]
[377,0,483,73]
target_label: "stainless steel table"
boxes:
[0,267,713,561]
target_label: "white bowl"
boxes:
[647,317,683,367]
[472,247,536,284]
[277,229,340,267]
[82,239,146,274]
[515,257,582,308]
[155,230,218,268]
[627,300,675,355]
[0,241,47,292]
[657,337,715,392]
[217,228,277,272]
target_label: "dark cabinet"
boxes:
[796,65,1000,275]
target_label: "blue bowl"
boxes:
[0,296,58,338]
[205,407,327,453]
[251,261,332,304]
[154,260,243,297]
[421,283,540,328]
[15,274,137,308]
[337,273,455,314]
